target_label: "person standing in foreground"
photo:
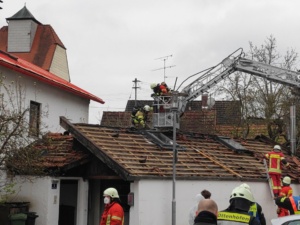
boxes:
[277,176,293,217]
[100,187,124,225]
[194,199,218,225]
[189,190,212,225]
[218,185,261,225]
[264,145,290,197]
[240,183,266,225]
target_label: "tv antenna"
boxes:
[152,54,176,82]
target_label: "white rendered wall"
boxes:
[11,176,59,225]
[1,67,90,132]
[12,176,88,225]
[130,180,300,225]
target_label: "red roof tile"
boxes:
[7,133,91,174]
[61,116,300,182]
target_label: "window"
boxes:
[29,101,40,137]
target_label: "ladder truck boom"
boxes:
[152,48,300,129]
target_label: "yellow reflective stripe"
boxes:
[218,212,250,223]
[111,215,122,221]
[270,154,280,159]
[280,197,287,203]
[249,203,257,217]
[106,215,111,225]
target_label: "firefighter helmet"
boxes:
[283,176,291,185]
[274,145,281,150]
[150,83,157,89]
[240,183,251,190]
[103,187,119,198]
[230,185,255,202]
[143,105,150,112]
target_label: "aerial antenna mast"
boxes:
[153,55,176,82]
[132,78,140,107]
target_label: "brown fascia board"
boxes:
[59,116,135,181]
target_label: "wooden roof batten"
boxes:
[193,147,242,178]
[59,116,134,181]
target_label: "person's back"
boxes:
[277,176,293,217]
[218,186,261,225]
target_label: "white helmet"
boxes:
[274,145,281,151]
[103,187,119,198]
[230,186,255,203]
[150,83,157,89]
[283,176,291,185]
[239,183,251,190]
[143,105,150,112]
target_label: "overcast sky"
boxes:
[1,0,300,124]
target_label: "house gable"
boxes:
[0,6,70,81]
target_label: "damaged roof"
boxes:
[60,116,300,182]
[7,133,91,175]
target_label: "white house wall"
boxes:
[130,180,300,225]
[1,67,90,132]
[10,176,59,225]
[12,176,88,225]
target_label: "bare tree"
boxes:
[217,35,299,141]
[0,74,48,202]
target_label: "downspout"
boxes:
[290,105,296,155]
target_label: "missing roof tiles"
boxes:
[142,130,185,151]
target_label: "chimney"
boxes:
[202,94,208,110]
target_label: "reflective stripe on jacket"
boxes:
[100,202,124,225]
[248,203,257,218]
[289,196,300,215]
[265,151,285,174]
[280,186,293,197]
[218,211,250,225]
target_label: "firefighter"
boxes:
[100,187,124,225]
[131,105,151,128]
[277,176,293,217]
[218,185,260,225]
[240,183,266,225]
[159,81,171,94]
[275,194,300,215]
[264,145,290,197]
[150,83,161,97]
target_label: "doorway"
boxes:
[59,179,78,225]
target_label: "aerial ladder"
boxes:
[152,48,300,129]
